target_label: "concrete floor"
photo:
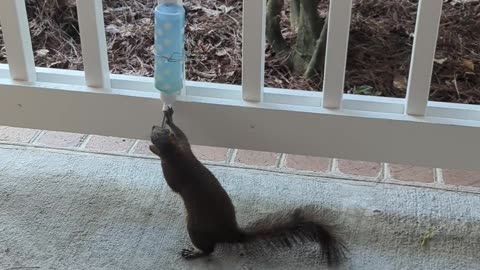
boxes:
[0,144,479,270]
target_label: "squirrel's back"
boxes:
[163,150,242,238]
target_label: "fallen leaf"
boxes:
[434,58,448,65]
[202,7,221,17]
[420,229,436,249]
[119,25,135,37]
[463,59,475,71]
[354,85,374,95]
[105,24,120,34]
[195,70,216,79]
[393,73,407,90]
[216,49,228,56]
[189,4,204,11]
[36,49,49,57]
[148,45,155,55]
[140,18,151,25]
[218,5,235,14]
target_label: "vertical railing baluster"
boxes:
[321,0,353,109]
[0,0,36,82]
[241,0,266,102]
[405,0,443,116]
[76,0,111,89]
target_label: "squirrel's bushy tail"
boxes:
[238,205,347,266]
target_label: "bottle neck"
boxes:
[161,92,177,110]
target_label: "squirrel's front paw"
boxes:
[164,107,174,125]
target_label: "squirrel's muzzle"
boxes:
[151,125,174,148]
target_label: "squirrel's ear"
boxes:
[149,145,161,157]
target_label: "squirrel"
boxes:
[149,107,347,266]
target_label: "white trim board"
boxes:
[1,65,479,120]
[0,67,480,171]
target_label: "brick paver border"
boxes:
[1,126,479,192]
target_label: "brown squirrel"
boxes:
[149,107,347,266]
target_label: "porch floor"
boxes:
[1,144,479,269]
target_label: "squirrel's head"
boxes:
[149,125,177,158]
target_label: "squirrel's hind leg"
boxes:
[181,246,211,260]
[181,229,216,260]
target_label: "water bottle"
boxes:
[154,0,185,107]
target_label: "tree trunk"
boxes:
[265,0,327,77]
[289,0,300,31]
[304,17,328,78]
[266,0,288,53]
[290,0,322,75]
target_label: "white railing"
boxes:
[0,0,479,171]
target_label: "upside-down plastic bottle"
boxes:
[154,0,186,109]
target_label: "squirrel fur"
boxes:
[149,107,347,266]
